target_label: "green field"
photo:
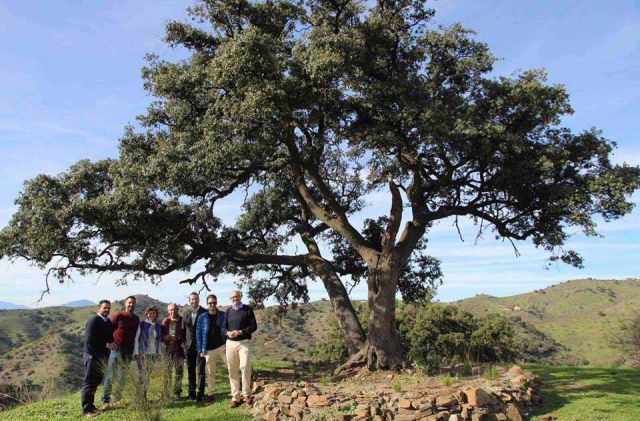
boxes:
[3,363,639,420]
[528,365,640,421]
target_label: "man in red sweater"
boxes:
[101,295,140,409]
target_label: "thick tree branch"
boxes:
[382,181,402,254]
[283,134,374,258]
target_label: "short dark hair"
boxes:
[145,306,158,316]
[125,295,137,302]
[98,299,111,307]
[189,291,199,297]
[206,294,217,302]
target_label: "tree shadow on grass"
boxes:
[527,365,640,418]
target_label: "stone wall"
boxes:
[249,365,541,421]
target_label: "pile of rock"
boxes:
[249,365,540,421]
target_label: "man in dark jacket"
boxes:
[182,292,207,400]
[223,289,257,408]
[196,294,226,403]
[81,300,113,417]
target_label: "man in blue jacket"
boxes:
[81,300,114,417]
[196,294,226,403]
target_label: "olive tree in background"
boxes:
[2,0,639,371]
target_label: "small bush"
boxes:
[482,365,499,380]
[440,374,453,386]
[320,374,331,385]
[392,379,402,393]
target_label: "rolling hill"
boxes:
[0,278,638,408]
[452,278,640,366]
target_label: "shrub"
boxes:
[398,303,520,373]
[307,302,534,372]
[306,320,348,364]
[306,313,359,365]
[609,310,640,367]
[482,365,499,380]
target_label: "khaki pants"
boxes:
[225,340,252,400]
[204,346,226,393]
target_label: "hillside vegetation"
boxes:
[0,279,638,408]
[453,278,640,366]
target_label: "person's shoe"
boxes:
[111,400,123,408]
[100,403,110,411]
[229,399,242,408]
[188,393,197,400]
[173,394,183,401]
[243,395,253,405]
[83,411,98,418]
[196,394,205,402]
[203,394,215,406]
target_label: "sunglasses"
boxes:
[207,301,217,305]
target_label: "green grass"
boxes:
[0,359,295,421]
[527,365,640,421]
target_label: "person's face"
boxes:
[207,297,217,312]
[230,292,241,306]
[147,309,158,322]
[168,304,179,318]
[189,294,199,309]
[98,303,111,317]
[125,298,136,313]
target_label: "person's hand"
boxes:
[199,352,206,358]
[134,354,142,361]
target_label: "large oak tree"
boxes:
[2,0,639,370]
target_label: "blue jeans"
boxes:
[101,349,133,403]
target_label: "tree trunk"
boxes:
[310,257,367,355]
[335,256,407,374]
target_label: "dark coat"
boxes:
[181,306,207,352]
[83,314,114,359]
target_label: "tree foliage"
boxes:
[1,0,639,369]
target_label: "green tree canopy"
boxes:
[2,0,639,370]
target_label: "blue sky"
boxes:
[0,0,638,308]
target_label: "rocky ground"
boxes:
[248,365,541,421]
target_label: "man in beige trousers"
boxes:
[223,289,257,408]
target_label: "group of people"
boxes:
[80,289,258,417]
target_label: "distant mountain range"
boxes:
[61,300,96,308]
[0,301,27,310]
[0,300,98,310]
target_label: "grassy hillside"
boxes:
[0,360,292,420]
[0,295,333,398]
[1,279,638,408]
[453,278,640,366]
